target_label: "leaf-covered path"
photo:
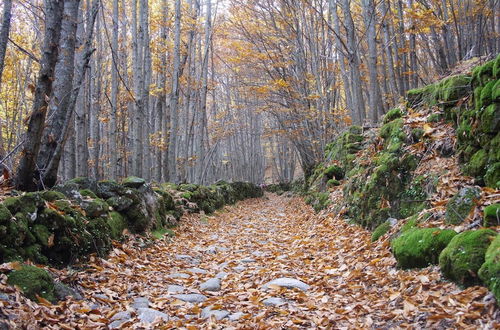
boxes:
[2,194,498,328]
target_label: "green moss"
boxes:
[151,228,175,240]
[492,79,500,102]
[478,235,500,301]
[7,265,55,302]
[32,224,51,247]
[438,74,472,104]
[380,118,404,140]
[483,204,500,227]
[79,189,97,198]
[179,183,199,192]
[391,228,457,269]
[480,80,494,108]
[406,84,437,106]
[106,211,127,240]
[383,108,403,124]
[401,214,419,232]
[305,192,331,212]
[2,197,21,214]
[489,133,500,163]
[327,179,340,187]
[81,198,109,218]
[23,245,48,264]
[40,191,65,202]
[324,165,344,180]
[473,60,495,86]
[371,222,391,242]
[484,163,500,188]
[464,149,488,177]
[0,204,12,224]
[427,113,442,123]
[493,54,500,78]
[479,103,500,133]
[122,176,146,188]
[445,187,481,224]
[439,229,497,286]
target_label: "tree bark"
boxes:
[15,0,65,191]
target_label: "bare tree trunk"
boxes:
[362,0,382,123]
[167,0,181,182]
[0,0,12,158]
[15,0,65,191]
[341,0,365,124]
[109,0,119,179]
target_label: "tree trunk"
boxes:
[15,0,65,191]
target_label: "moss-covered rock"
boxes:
[478,235,500,301]
[106,196,133,212]
[0,204,12,224]
[107,211,127,240]
[438,74,471,104]
[81,198,110,218]
[479,103,500,134]
[445,187,481,224]
[464,149,488,178]
[392,228,457,269]
[40,191,66,202]
[7,265,55,302]
[79,189,97,199]
[305,192,331,212]
[122,176,146,189]
[427,113,442,123]
[32,224,51,247]
[383,108,403,124]
[484,163,500,188]
[439,229,497,286]
[371,222,391,242]
[483,204,500,227]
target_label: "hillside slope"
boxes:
[295,55,500,300]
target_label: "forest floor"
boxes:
[1,194,499,328]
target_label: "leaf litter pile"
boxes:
[0,193,498,328]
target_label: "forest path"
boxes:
[6,194,497,328]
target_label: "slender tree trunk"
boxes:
[15,0,65,191]
[167,0,181,182]
[0,0,12,158]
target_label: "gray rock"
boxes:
[200,306,230,320]
[54,282,83,301]
[132,297,150,310]
[205,245,218,254]
[173,294,207,303]
[186,267,208,274]
[93,294,109,300]
[263,297,286,306]
[169,272,190,279]
[215,272,228,279]
[0,293,9,301]
[387,217,398,226]
[228,312,245,321]
[175,254,200,265]
[109,311,132,329]
[111,311,131,321]
[200,278,221,292]
[137,308,169,324]
[167,284,185,293]
[262,278,310,291]
[240,258,256,263]
[233,265,245,272]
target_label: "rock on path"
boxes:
[173,294,207,303]
[262,278,310,291]
[200,278,221,291]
